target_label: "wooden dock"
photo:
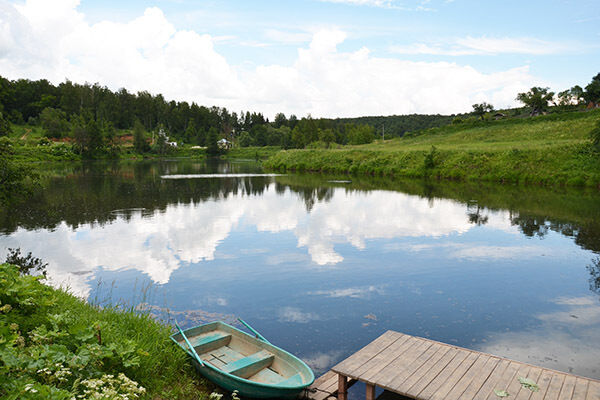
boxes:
[306,330,600,400]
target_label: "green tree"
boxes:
[133,119,148,153]
[273,112,287,128]
[184,118,196,144]
[348,124,375,145]
[556,86,584,107]
[72,115,103,155]
[153,125,171,155]
[238,131,253,147]
[584,73,600,105]
[40,107,70,138]
[471,102,494,120]
[206,127,220,155]
[516,87,555,116]
[319,128,335,148]
[291,126,305,148]
[0,111,11,137]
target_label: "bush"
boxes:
[591,120,600,150]
[0,263,212,399]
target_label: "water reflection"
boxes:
[1,160,600,381]
[480,296,600,378]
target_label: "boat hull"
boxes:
[191,358,306,399]
[171,321,314,399]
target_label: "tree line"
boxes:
[0,76,382,153]
[1,73,599,154]
[470,73,600,120]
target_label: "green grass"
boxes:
[225,146,281,160]
[0,263,213,399]
[265,110,600,187]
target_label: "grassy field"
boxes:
[0,263,214,399]
[265,109,600,187]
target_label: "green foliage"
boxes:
[0,138,37,204]
[318,128,335,148]
[264,109,600,187]
[590,119,600,150]
[556,85,584,108]
[423,146,437,169]
[0,111,11,137]
[153,125,172,155]
[518,377,539,392]
[584,73,600,104]
[4,248,48,277]
[205,128,220,156]
[516,87,555,115]
[133,119,149,153]
[237,131,253,147]
[0,263,212,399]
[39,107,70,138]
[472,102,494,120]
[71,115,105,155]
[347,124,375,145]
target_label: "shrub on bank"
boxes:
[0,263,212,399]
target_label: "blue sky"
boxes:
[1,0,599,117]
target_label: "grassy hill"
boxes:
[264,109,600,187]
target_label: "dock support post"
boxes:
[366,383,376,400]
[337,374,347,400]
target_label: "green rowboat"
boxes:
[171,321,315,399]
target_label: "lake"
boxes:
[1,159,599,385]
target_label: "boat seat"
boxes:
[278,373,303,387]
[222,349,275,379]
[191,332,232,354]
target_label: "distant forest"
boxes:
[0,75,462,152]
[1,73,598,154]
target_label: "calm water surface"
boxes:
[1,160,600,385]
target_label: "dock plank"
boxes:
[471,358,511,399]
[529,369,555,400]
[332,331,402,376]
[383,342,444,391]
[545,372,567,400]
[427,352,480,400]
[399,345,452,393]
[354,335,415,381]
[453,356,501,399]
[586,380,600,400]
[514,366,543,400]
[311,330,600,400]
[559,375,579,400]
[404,347,460,398]
[374,339,434,389]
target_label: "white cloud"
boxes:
[317,0,434,10]
[278,307,321,323]
[0,1,543,117]
[391,36,577,56]
[479,296,600,378]
[308,285,385,298]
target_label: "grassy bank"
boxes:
[265,110,600,187]
[224,146,281,160]
[0,263,212,399]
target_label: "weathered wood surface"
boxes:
[314,330,600,400]
[306,370,357,400]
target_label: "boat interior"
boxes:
[175,324,309,386]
